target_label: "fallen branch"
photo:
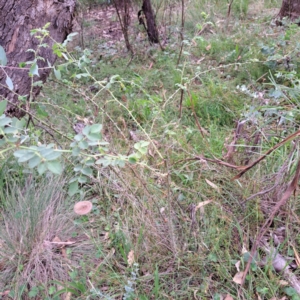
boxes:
[233,129,300,179]
[241,184,278,204]
[227,0,234,18]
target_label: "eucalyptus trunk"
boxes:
[278,0,300,20]
[0,0,76,118]
[142,0,159,44]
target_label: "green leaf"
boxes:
[6,136,18,143]
[213,294,222,300]
[86,133,102,142]
[69,176,79,183]
[175,83,187,90]
[128,156,137,164]
[78,140,88,149]
[140,141,150,148]
[29,62,39,77]
[87,133,101,141]
[18,95,27,102]
[132,152,142,159]
[70,281,85,293]
[52,43,62,58]
[208,253,218,262]
[43,150,62,161]
[28,286,39,298]
[284,287,297,296]
[28,156,42,168]
[115,159,126,167]
[95,157,111,167]
[0,116,11,127]
[3,126,18,134]
[78,176,88,183]
[5,76,14,90]
[68,180,78,196]
[48,286,56,295]
[62,32,78,46]
[37,104,49,118]
[134,141,150,155]
[37,162,47,175]
[20,135,29,143]
[53,288,69,297]
[89,124,102,133]
[39,148,54,158]
[0,100,7,115]
[82,125,90,136]
[67,32,78,39]
[0,46,7,66]
[53,67,61,80]
[47,160,62,174]
[75,73,89,79]
[99,141,110,146]
[61,52,68,61]
[11,117,26,130]
[81,167,92,176]
[18,151,36,163]
[85,159,94,166]
[74,165,82,172]
[87,140,101,146]
[110,74,120,83]
[74,134,83,142]
[72,147,80,156]
[13,149,28,158]
[32,80,43,87]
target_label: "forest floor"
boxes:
[2,0,300,299]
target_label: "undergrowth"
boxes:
[3,0,300,299]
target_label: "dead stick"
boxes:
[233,129,300,179]
[240,157,300,287]
[179,89,184,118]
[227,0,234,18]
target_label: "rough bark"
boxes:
[142,0,159,44]
[0,0,76,118]
[278,0,300,21]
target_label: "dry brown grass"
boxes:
[0,175,95,298]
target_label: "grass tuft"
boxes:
[0,174,94,299]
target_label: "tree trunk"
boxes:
[0,0,76,118]
[122,0,133,53]
[142,0,159,44]
[278,0,300,21]
[113,0,133,54]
